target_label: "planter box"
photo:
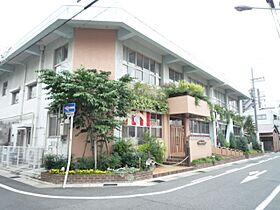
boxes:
[41,171,153,184]
[192,156,246,169]
[168,95,210,117]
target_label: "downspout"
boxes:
[19,63,27,122]
[32,45,45,147]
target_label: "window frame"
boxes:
[53,44,68,73]
[2,81,8,96]
[123,47,161,85]
[11,89,20,105]
[169,68,183,83]
[47,112,61,137]
[27,82,37,100]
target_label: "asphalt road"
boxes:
[0,153,279,210]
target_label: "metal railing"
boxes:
[0,146,44,169]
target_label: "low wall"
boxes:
[189,135,212,162]
[212,147,244,157]
[193,156,245,169]
[41,171,153,184]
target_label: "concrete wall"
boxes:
[168,95,210,117]
[189,135,212,162]
[73,28,116,79]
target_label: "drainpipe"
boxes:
[19,63,27,122]
[32,45,45,147]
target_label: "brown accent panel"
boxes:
[73,28,116,79]
[170,125,185,157]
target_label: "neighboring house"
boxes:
[259,125,280,152]
[245,107,280,152]
[0,5,248,162]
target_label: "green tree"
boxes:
[229,132,237,149]
[39,68,134,163]
[244,116,256,136]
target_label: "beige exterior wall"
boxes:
[189,136,212,162]
[72,130,92,158]
[168,95,210,117]
[73,28,116,79]
[162,114,170,158]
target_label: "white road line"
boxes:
[0,156,279,200]
[255,185,280,210]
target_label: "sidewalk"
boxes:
[153,165,194,178]
[0,154,266,188]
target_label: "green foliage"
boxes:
[213,104,244,126]
[218,130,227,147]
[250,134,262,150]
[130,82,168,113]
[113,139,140,168]
[229,132,237,149]
[236,136,249,152]
[191,155,224,165]
[244,116,256,136]
[97,153,122,170]
[137,134,165,163]
[49,169,110,175]
[43,154,68,170]
[74,157,95,170]
[164,81,207,106]
[38,68,134,155]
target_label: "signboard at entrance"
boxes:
[125,111,150,126]
[63,103,76,114]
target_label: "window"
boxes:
[2,81,8,96]
[48,113,61,137]
[27,83,37,99]
[214,90,226,107]
[11,90,20,104]
[233,126,241,136]
[169,68,183,83]
[54,44,68,73]
[190,120,209,134]
[257,114,267,120]
[123,47,161,85]
[229,99,238,112]
[122,113,162,141]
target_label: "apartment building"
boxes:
[245,108,280,152]
[0,6,248,162]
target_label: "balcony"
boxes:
[168,95,210,117]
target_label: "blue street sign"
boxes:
[63,103,76,114]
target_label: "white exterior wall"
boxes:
[0,36,73,155]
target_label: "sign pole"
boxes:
[63,113,74,188]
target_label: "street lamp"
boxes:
[235,5,280,12]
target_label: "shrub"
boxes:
[74,157,95,170]
[192,155,224,165]
[251,134,262,151]
[97,153,122,171]
[229,132,237,149]
[137,134,165,163]
[236,136,249,152]
[218,130,227,147]
[43,154,68,170]
[113,139,139,167]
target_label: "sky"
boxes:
[1,0,280,107]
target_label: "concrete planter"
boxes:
[40,171,153,184]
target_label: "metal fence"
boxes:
[0,146,44,169]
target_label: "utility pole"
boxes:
[251,68,265,144]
